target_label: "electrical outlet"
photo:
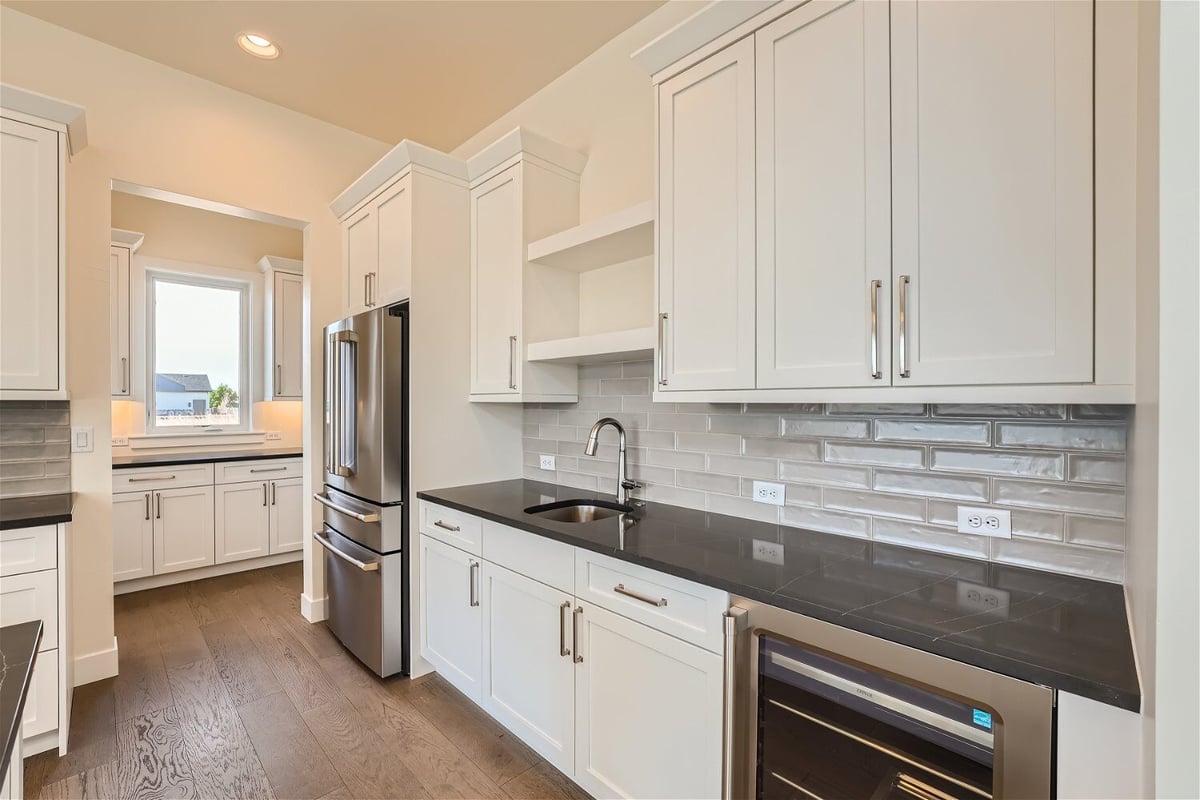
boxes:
[752,539,785,565]
[539,454,556,471]
[111,436,129,447]
[956,506,1012,538]
[752,481,785,506]
[265,431,283,441]
[70,426,93,453]
[956,581,1011,616]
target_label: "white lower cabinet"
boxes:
[112,491,154,581]
[419,534,483,701]
[481,561,575,772]
[153,485,216,575]
[419,503,726,800]
[269,477,304,553]
[215,481,271,564]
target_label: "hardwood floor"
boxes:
[23,563,584,800]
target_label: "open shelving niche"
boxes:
[524,200,655,366]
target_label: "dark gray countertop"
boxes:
[0,621,42,784]
[112,447,303,470]
[418,479,1141,712]
[0,492,74,530]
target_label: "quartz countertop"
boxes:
[112,447,302,470]
[0,492,74,530]
[418,479,1141,712]
[0,621,43,784]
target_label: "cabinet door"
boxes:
[0,117,60,392]
[657,37,756,392]
[891,0,1093,385]
[272,271,304,399]
[343,203,377,315]
[481,562,575,773]
[469,166,522,396]
[574,602,723,800]
[373,175,413,306]
[110,245,132,396]
[153,485,215,574]
[214,482,270,564]
[269,477,304,553]
[112,491,153,581]
[419,534,483,701]
[756,1,891,388]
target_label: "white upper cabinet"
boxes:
[470,166,524,396]
[343,201,379,316]
[110,229,142,398]
[890,0,1094,386]
[260,256,304,400]
[657,37,756,392]
[756,1,892,389]
[373,176,413,307]
[0,116,62,396]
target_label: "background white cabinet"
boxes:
[269,477,304,553]
[0,115,63,396]
[890,0,1094,386]
[419,534,483,701]
[481,561,575,773]
[109,245,131,396]
[215,481,271,564]
[152,485,215,575]
[573,602,723,800]
[755,1,892,389]
[656,37,756,392]
[111,491,154,581]
[261,256,304,400]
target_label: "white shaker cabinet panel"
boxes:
[573,602,723,800]
[469,165,523,396]
[756,0,892,389]
[153,485,215,575]
[373,175,413,306]
[269,477,304,553]
[215,481,270,564]
[657,36,756,392]
[481,562,575,773]
[343,202,377,316]
[419,534,483,702]
[890,0,1094,386]
[110,245,132,397]
[0,116,61,394]
[112,491,154,582]
[270,270,304,399]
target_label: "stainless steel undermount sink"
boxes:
[523,498,633,523]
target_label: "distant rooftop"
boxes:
[155,373,212,392]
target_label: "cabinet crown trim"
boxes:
[631,0,781,77]
[257,254,302,275]
[466,126,587,183]
[1,82,87,153]
[331,138,467,219]
[111,228,144,253]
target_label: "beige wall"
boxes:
[111,192,303,272]
[1,7,387,673]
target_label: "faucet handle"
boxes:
[620,479,643,491]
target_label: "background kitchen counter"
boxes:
[112,447,302,470]
[0,492,73,530]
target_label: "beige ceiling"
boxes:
[3,0,664,149]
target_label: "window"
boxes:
[146,272,250,432]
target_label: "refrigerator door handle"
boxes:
[328,329,359,477]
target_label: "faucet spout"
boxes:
[584,417,640,505]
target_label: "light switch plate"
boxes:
[539,454,556,471]
[956,506,1012,538]
[71,426,94,453]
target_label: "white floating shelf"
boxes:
[527,200,654,272]
[526,326,656,364]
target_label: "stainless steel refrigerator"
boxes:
[314,301,409,677]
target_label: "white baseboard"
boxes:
[114,550,302,595]
[301,592,328,622]
[73,636,118,685]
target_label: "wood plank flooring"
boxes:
[23,563,585,800]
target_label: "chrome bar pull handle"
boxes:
[614,583,667,607]
[559,601,571,657]
[121,356,128,394]
[127,475,175,483]
[433,520,461,532]
[658,312,669,386]
[155,492,161,520]
[363,273,370,307]
[508,335,518,390]
[271,482,276,506]
[262,483,268,507]
[144,493,150,521]
[275,363,282,394]
[250,466,287,474]
[572,606,583,664]
[469,561,480,607]
[869,279,882,379]
[898,275,911,378]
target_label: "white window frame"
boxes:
[144,265,254,435]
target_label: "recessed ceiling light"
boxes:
[237,32,279,59]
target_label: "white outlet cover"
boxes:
[752,539,785,565]
[265,431,283,441]
[539,454,556,471]
[956,506,1012,538]
[111,436,129,447]
[752,481,785,506]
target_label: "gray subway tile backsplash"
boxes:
[0,401,71,498]
[522,361,1131,583]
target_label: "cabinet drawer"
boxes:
[21,650,58,738]
[482,521,574,594]
[0,569,57,651]
[574,550,728,653]
[0,525,56,576]
[419,501,482,555]
[112,463,213,492]
[216,458,303,484]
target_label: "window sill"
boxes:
[127,431,266,450]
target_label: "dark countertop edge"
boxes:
[0,493,74,531]
[112,449,303,470]
[0,621,43,785]
[417,488,1141,714]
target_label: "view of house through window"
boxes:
[149,274,247,430]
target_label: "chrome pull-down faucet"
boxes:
[584,417,642,505]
